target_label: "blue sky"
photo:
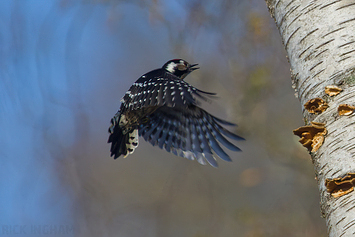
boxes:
[0,0,205,233]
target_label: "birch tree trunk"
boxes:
[265,0,355,236]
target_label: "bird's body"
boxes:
[108,59,244,167]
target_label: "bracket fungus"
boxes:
[338,104,355,116]
[293,122,327,152]
[325,173,355,198]
[304,98,328,114]
[325,85,342,96]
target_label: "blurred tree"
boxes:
[1,0,327,236]
[265,0,355,236]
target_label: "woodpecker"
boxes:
[108,59,244,167]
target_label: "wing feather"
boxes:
[139,105,243,167]
[120,70,215,113]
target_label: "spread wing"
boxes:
[120,70,215,112]
[138,105,244,167]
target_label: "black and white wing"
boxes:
[120,70,215,112]
[138,105,244,167]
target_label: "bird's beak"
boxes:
[189,64,199,71]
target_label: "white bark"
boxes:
[265,0,355,236]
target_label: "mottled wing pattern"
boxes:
[120,70,215,112]
[138,105,244,167]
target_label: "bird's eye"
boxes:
[177,64,187,71]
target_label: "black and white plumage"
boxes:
[108,59,244,167]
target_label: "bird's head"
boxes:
[162,59,199,79]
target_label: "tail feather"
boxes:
[126,129,139,156]
[108,115,139,158]
[108,125,126,158]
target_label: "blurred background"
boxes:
[0,0,326,236]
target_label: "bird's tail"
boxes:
[108,113,139,158]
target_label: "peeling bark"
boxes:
[265,0,355,236]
